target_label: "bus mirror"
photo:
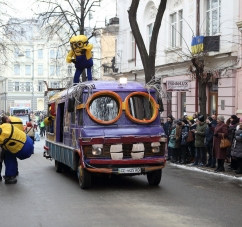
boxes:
[68,97,75,112]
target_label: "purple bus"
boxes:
[43,80,166,189]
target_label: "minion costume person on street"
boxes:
[66,35,93,83]
[0,117,33,184]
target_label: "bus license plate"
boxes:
[118,168,141,174]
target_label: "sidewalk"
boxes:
[167,160,242,179]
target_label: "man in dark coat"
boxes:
[164,115,173,160]
[205,117,216,167]
[212,115,228,172]
[231,119,242,174]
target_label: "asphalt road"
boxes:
[0,138,242,227]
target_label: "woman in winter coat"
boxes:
[212,115,228,172]
[205,117,216,168]
[227,115,240,170]
[169,120,182,163]
[180,119,190,164]
[231,118,242,174]
[192,115,207,166]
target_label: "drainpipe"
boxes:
[195,0,200,112]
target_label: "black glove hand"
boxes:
[48,116,53,121]
[214,133,218,137]
[71,59,76,64]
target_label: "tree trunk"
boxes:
[128,0,167,83]
[198,80,207,117]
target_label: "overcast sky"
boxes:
[9,0,116,27]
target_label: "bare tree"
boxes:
[128,0,167,83]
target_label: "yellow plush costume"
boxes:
[66,35,93,62]
[9,116,24,131]
[0,123,26,153]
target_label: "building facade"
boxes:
[115,0,241,120]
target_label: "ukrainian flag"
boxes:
[191,36,204,54]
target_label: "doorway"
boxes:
[208,92,218,116]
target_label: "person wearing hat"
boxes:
[212,115,228,172]
[164,115,174,160]
[228,115,240,170]
[180,119,190,164]
[231,118,242,174]
[205,117,216,168]
[160,117,165,127]
[25,122,35,153]
[192,115,207,166]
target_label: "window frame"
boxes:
[206,0,221,36]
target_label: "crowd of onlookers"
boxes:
[161,113,242,174]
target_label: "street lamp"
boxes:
[18,51,35,111]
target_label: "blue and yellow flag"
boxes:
[191,36,204,54]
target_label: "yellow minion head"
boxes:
[69,35,93,59]
[187,116,193,121]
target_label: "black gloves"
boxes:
[48,116,53,121]
[71,59,76,64]
[214,133,218,137]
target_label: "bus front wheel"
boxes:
[78,166,91,189]
[147,169,162,186]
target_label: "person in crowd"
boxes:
[231,118,242,174]
[25,122,35,154]
[174,121,182,163]
[164,114,173,160]
[40,119,46,137]
[180,119,190,164]
[192,115,207,166]
[187,118,196,163]
[227,115,240,170]
[160,117,165,127]
[212,115,228,172]
[205,117,216,168]
[169,120,182,163]
[168,120,177,163]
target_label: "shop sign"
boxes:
[166,80,190,92]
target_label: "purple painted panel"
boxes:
[81,126,164,138]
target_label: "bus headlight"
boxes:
[152,147,160,153]
[151,142,160,153]
[92,144,103,155]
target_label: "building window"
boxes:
[38,81,43,92]
[38,65,43,75]
[38,49,43,59]
[14,48,19,58]
[148,23,153,46]
[206,0,221,35]
[26,82,30,91]
[56,50,61,59]
[56,66,60,76]
[50,82,60,88]
[25,65,31,75]
[179,10,183,46]
[68,66,72,76]
[171,13,177,47]
[50,65,55,75]
[130,32,135,59]
[15,82,19,91]
[50,49,55,59]
[26,49,31,58]
[14,64,20,75]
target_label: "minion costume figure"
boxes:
[66,35,93,83]
[0,123,33,184]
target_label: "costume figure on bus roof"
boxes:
[66,35,93,83]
